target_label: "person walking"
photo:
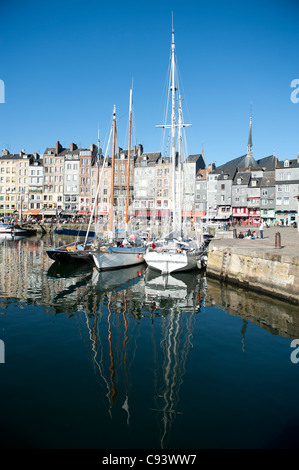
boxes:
[259,221,264,239]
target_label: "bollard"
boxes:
[233,228,237,239]
[275,232,281,249]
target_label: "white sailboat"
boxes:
[144,23,205,275]
[92,92,146,272]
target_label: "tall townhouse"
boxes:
[133,148,160,224]
[206,163,219,221]
[43,141,65,217]
[112,146,136,225]
[258,155,277,226]
[0,149,30,218]
[214,169,234,222]
[247,169,263,225]
[194,169,208,222]
[78,143,98,216]
[63,143,80,214]
[154,154,173,225]
[15,151,30,218]
[275,154,299,226]
[181,154,205,220]
[27,153,43,216]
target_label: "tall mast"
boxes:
[109,105,117,235]
[94,128,100,228]
[171,22,177,237]
[125,88,133,231]
[177,94,183,237]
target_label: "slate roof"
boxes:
[216,153,261,172]
[256,155,277,170]
[232,171,251,185]
[276,158,299,169]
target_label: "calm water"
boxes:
[0,234,299,449]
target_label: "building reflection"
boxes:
[1,236,299,448]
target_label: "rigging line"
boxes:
[159,53,172,155]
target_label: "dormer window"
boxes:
[284,160,290,167]
[237,178,241,185]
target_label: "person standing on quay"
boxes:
[259,221,264,239]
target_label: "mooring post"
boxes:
[275,232,281,249]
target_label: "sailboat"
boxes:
[144,23,205,275]
[46,127,112,264]
[92,91,146,272]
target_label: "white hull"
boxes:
[144,249,199,275]
[92,247,145,271]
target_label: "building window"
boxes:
[284,197,289,205]
[276,197,282,205]
[284,160,289,167]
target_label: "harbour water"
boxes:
[1,234,299,449]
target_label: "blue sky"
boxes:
[0,0,298,166]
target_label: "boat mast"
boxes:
[125,88,133,234]
[171,23,177,237]
[95,128,100,228]
[109,105,117,237]
[177,94,183,238]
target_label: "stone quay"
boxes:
[206,225,299,304]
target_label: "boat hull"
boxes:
[0,225,37,236]
[46,249,94,264]
[144,250,200,275]
[54,227,96,237]
[92,247,145,271]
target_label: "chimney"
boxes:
[90,143,95,152]
[70,143,77,152]
[56,141,62,155]
[134,145,137,155]
[207,163,215,173]
[138,144,143,157]
[1,149,9,157]
[297,152,299,164]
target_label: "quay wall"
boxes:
[206,241,299,304]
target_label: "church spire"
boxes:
[247,104,253,157]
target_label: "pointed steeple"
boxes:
[247,105,253,157]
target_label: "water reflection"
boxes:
[1,236,299,449]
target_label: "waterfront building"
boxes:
[0,149,30,219]
[214,168,234,223]
[133,148,160,224]
[194,169,208,222]
[63,143,80,215]
[113,146,136,227]
[43,141,65,219]
[258,155,277,226]
[27,152,43,218]
[275,154,299,226]
[78,143,98,217]
[181,154,205,222]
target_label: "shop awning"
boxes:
[214,214,231,220]
[0,209,15,214]
[26,210,41,215]
[42,210,57,216]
